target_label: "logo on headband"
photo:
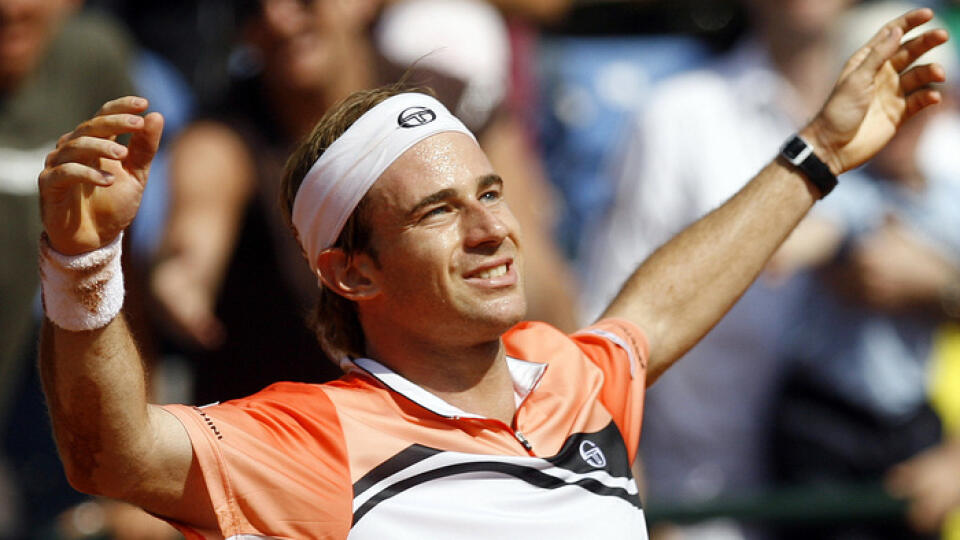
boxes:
[398,106,437,128]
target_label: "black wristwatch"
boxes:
[779,134,838,198]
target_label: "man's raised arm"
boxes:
[602,9,949,384]
[37,97,214,527]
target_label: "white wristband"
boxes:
[39,232,125,331]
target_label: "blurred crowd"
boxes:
[2,0,960,538]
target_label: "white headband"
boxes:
[292,93,476,281]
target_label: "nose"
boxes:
[462,202,510,249]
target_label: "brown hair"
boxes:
[280,83,436,361]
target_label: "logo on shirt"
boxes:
[579,440,606,468]
[398,106,437,128]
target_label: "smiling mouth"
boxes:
[474,264,508,279]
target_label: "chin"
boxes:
[474,296,527,333]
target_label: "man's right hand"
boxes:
[39,96,163,255]
[36,98,213,529]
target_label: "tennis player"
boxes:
[37,9,947,538]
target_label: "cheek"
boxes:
[380,231,457,289]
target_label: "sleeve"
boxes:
[571,318,650,462]
[161,385,353,538]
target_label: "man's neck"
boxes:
[365,335,518,425]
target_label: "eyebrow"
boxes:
[407,174,503,218]
[478,173,503,192]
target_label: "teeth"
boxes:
[476,264,507,279]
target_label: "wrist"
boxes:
[799,120,844,177]
[39,231,125,331]
[43,226,121,257]
[780,130,839,198]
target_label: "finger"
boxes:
[891,29,950,73]
[95,96,149,116]
[904,88,943,120]
[893,8,937,36]
[900,63,947,96]
[45,136,127,169]
[125,112,164,184]
[54,97,149,148]
[56,130,73,148]
[40,162,114,189]
[70,113,145,140]
[855,25,904,78]
[838,10,924,80]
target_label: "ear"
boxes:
[315,248,381,301]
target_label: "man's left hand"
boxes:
[802,8,948,176]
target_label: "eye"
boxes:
[479,190,501,203]
[422,205,450,219]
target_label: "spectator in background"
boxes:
[150,0,377,404]
[0,0,137,531]
[767,2,960,538]
[0,0,134,427]
[151,0,578,405]
[580,0,852,537]
[0,1,184,536]
[888,333,960,536]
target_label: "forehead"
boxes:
[368,132,494,208]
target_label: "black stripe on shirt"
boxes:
[353,443,442,499]
[352,460,642,526]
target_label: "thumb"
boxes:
[125,111,164,184]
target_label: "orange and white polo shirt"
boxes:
[162,319,650,539]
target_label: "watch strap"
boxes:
[779,134,838,198]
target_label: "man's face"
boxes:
[246,0,376,92]
[746,0,853,41]
[360,132,527,345]
[0,0,71,91]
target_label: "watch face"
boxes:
[782,136,807,161]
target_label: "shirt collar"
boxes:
[346,356,547,419]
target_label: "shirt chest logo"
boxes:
[579,440,607,468]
